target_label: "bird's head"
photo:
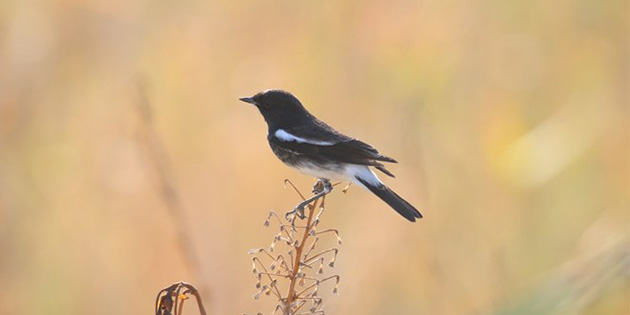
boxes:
[240,89,310,128]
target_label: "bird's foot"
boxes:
[312,178,332,194]
[285,205,306,220]
[312,181,322,194]
[285,179,332,220]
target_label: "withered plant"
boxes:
[155,282,208,315]
[248,180,343,315]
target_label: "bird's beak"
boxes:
[239,97,257,105]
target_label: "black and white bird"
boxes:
[240,89,422,222]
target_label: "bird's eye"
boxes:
[261,102,271,109]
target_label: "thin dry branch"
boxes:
[248,181,341,315]
[155,282,208,315]
[135,84,202,279]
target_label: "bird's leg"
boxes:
[285,179,332,220]
[312,180,324,194]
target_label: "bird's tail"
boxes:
[351,166,422,222]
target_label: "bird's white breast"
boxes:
[293,162,382,189]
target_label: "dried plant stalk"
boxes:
[136,84,202,279]
[155,282,208,315]
[248,181,341,315]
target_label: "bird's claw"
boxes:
[296,206,306,219]
[285,205,306,220]
[312,181,323,194]
[286,179,332,221]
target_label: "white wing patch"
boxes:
[274,129,336,146]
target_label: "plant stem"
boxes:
[284,197,320,314]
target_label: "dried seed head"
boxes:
[328,249,338,268]
[297,271,306,279]
[332,277,340,294]
[314,297,322,306]
[248,248,262,255]
[253,285,269,300]
[270,235,279,252]
[271,304,283,315]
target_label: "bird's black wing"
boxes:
[272,118,398,176]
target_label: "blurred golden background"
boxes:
[0,0,628,314]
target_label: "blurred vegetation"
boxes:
[0,0,627,314]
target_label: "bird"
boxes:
[240,89,422,222]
